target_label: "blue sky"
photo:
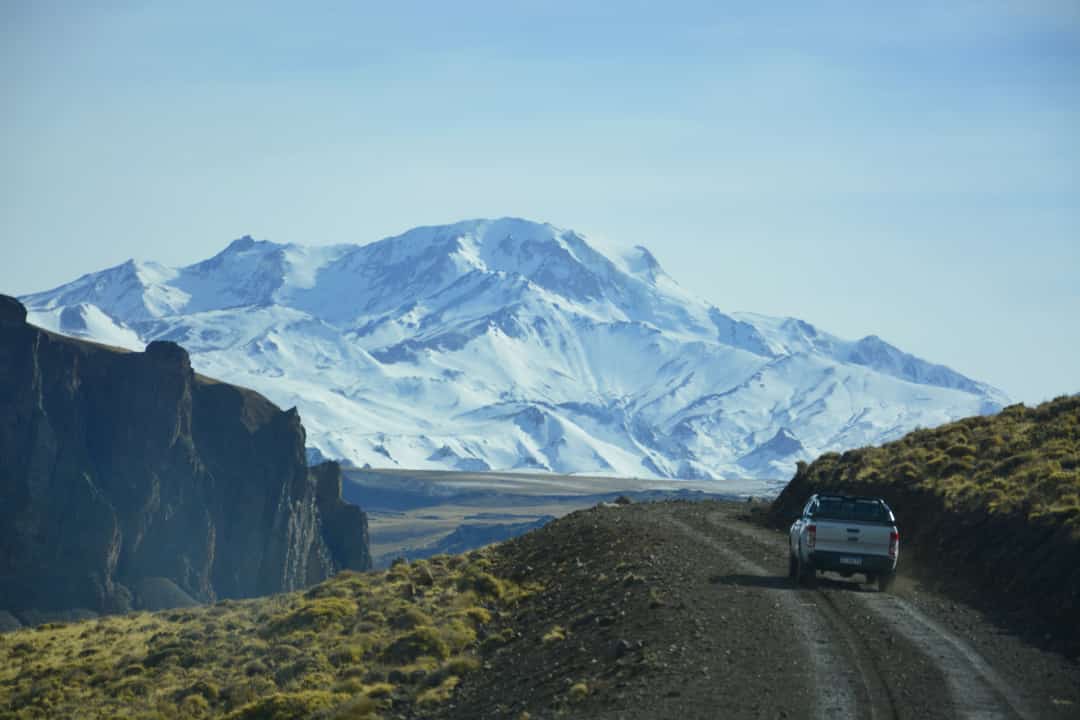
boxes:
[2,1,1077,403]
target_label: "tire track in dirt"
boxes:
[665,515,879,720]
[698,507,1035,720]
[852,593,1034,720]
[812,589,901,720]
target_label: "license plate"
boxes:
[839,557,862,566]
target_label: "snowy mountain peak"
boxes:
[225,234,261,252]
[19,218,1009,487]
[360,217,628,304]
[179,236,290,311]
[845,334,1007,404]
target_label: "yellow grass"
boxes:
[0,550,539,719]
[796,396,1080,535]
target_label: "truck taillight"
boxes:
[807,524,816,551]
[889,530,899,559]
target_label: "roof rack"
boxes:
[815,493,885,503]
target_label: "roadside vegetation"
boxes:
[0,550,537,719]
[769,394,1080,657]
[780,395,1080,533]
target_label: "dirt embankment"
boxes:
[767,398,1080,659]
[770,470,1080,659]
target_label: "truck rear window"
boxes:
[815,498,890,523]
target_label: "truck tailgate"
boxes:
[816,522,892,556]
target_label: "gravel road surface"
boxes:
[438,500,1079,719]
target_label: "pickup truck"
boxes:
[788,493,900,591]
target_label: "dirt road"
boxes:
[439,500,1079,720]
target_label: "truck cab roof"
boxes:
[805,494,896,525]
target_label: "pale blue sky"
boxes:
[2,1,1078,403]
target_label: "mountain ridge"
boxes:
[19,217,1008,486]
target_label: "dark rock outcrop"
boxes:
[0,295,27,325]
[0,295,370,621]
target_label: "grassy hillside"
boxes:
[769,395,1080,655]
[776,396,1080,528]
[0,551,535,719]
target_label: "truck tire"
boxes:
[797,548,816,587]
[878,572,896,592]
[788,552,797,581]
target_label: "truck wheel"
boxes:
[878,572,896,592]
[865,573,877,587]
[788,552,798,581]
[797,550,816,587]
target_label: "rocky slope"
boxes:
[0,295,370,625]
[20,218,1007,485]
[767,395,1080,657]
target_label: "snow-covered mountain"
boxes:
[20,218,1008,486]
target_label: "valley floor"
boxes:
[347,467,758,567]
[440,500,1079,720]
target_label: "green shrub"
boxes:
[411,561,436,587]
[542,625,566,643]
[380,627,450,664]
[243,659,270,677]
[440,618,477,652]
[892,461,919,483]
[328,644,365,667]
[427,655,480,687]
[225,691,340,720]
[267,597,356,634]
[180,693,211,716]
[416,676,459,708]
[456,569,505,599]
[390,606,432,630]
[274,655,333,687]
[326,695,379,720]
[458,606,492,626]
[568,682,589,703]
[177,678,220,702]
[363,681,395,699]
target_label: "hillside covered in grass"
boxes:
[769,395,1080,655]
[0,550,534,719]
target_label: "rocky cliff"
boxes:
[0,295,370,623]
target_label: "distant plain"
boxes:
[344,468,778,566]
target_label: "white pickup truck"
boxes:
[788,493,900,591]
